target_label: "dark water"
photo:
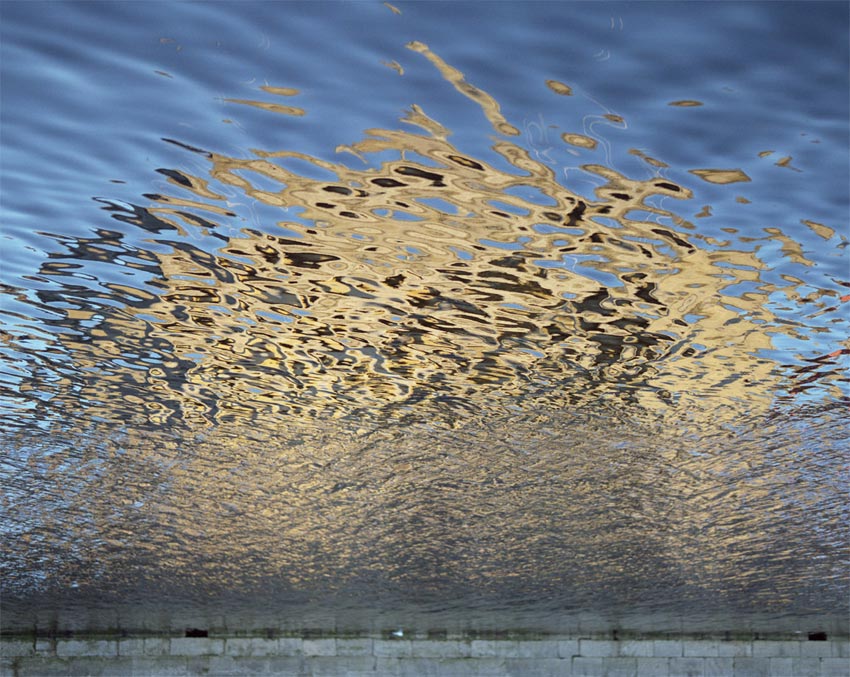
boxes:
[1,1,848,635]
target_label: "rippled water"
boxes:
[1,1,848,635]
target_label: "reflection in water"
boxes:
[1,19,848,634]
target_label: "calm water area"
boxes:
[1,1,848,635]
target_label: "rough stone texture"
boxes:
[2,635,848,675]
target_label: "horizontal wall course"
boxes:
[637,657,669,676]
[669,656,704,676]
[559,639,580,658]
[8,657,71,676]
[0,640,35,657]
[34,639,54,655]
[55,639,117,657]
[732,656,769,677]
[376,656,507,676]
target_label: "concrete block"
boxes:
[264,655,305,674]
[579,639,618,657]
[790,657,822,677]
[0,640,34,657]
[277,637,303,655]
[169,637,224,656]
[207,655,270,675]
[821,657,850,677]
[117,638,145,656]
[504,657,573,676]
[559,639,580,658]
[603,656,638,676]
[654,640,683,657]
[768,657,794,675]
[142,637,171,656]
[637,657,669,676]
[55,639,117,657]
[514,640,561,658]
[800,641,832,657]
[302,638,336,656]
[620,641,653,657]
[305,655,376,676]
[573,656,605,676]
[834,641,850,658]
[669,657,704,676]
[11,657,71,676]
[752,640,799,657]
[377,657,506,676]
[682,641,719,657]
[717,641,752,657]
[411,640,469,658]
[128,655,190,676]
[374,639,414,657]
[732,657,769,677]
[224,637,279,657]
[335,638,374,656]
[469,640,520,657]
[35,639,54,655]
[703,657,733,676]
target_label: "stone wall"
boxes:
[2,634,848,676]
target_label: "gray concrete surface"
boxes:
[2,634,848,676]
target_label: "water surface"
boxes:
[1,1,848,635]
